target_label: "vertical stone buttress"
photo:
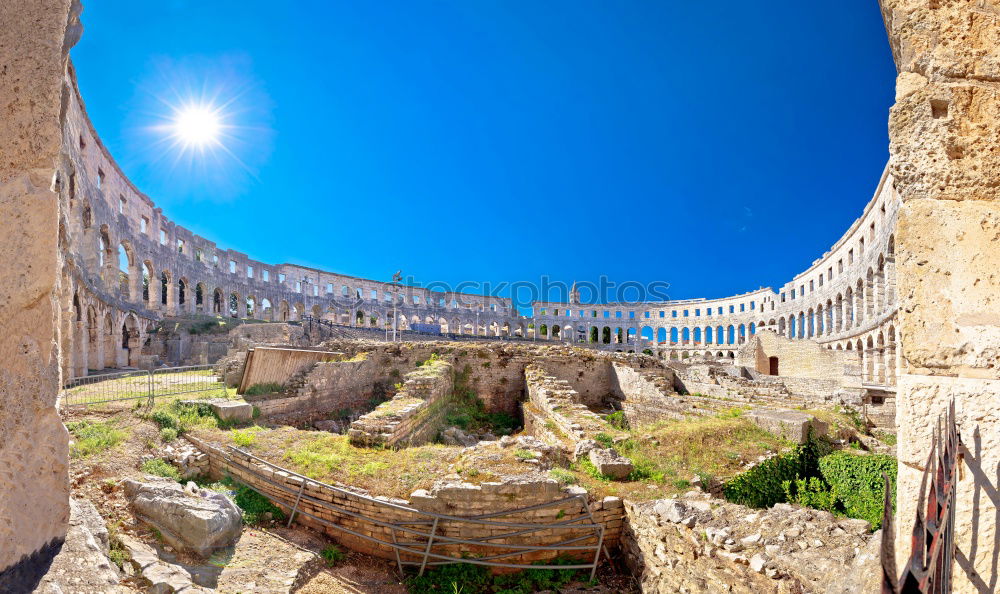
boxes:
[0,0,80,589]
[880,1,1000,591]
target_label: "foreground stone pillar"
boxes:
[0,0,79,588]
[880,1,1000,591]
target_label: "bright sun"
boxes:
[173,105,221,147]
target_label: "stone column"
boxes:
[151,274,163,313]
[165,278,177,316]
[0,0,78,584]
[881,1,1000,590]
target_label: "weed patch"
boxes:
[67,420,126,458]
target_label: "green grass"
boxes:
[66,420,126,458]
[244,383,284,396]
[144,400,221,434]
[321,545,347,566]
[141,458,181,481]
[200,427,462,499]
[565,414,791,500]
[231,426,263,447]
[514,449,538,460]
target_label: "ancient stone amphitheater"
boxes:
[1,1,997,593]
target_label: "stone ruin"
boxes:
[1,0,998,592]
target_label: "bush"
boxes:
[594,432,615,448]
[150,410,179,430]
[141,458,181,481]
[605,411,629,430]
[549,468,577,485]
[160,427,178,443]
[819,451,896,529]
[404,556,588,594]
[783,476,839,513]
[67,420,126,458]
[722,438,827,509]
[223,477,285,525]
[321,545,346,566]
[231,427,259,447]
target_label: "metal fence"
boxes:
[222,445,606,579]
[881,401,962,593]
[61,365,225,407]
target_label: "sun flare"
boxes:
[172,105,222,148]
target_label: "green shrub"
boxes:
[819,451,896,529]
[783,476,839,513]
[404,556,588,594]
[321,545,346,566]
[245,383,284,396]
[722,437,827,509]
[67,420,126,458]
[223,477,285,525]
[141,458,181,481]
[444,369,519,436]
[605,411,629,430]
[594,433,615,448]
[160,427,178,443]
[231,427,259,447]
[150,410,179,430]
[549,468,577,485]
[514,449,537,461]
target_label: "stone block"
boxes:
[588,448,634,480]
[745,409,828,443]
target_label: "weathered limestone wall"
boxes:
[879,1,1000,590]
[609,363,679,428]
[524,364,619,449]
[237,346,345,392]
[348,360,455,447]
[0,0,78,587]
[186,435,624,561]
[245,358,382,418]
[622,496,880,593]
[737,331,862,388]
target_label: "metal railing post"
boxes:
[418,517,439,576]
[287,479,307,528]
[147,369,154,407]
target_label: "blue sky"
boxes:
[72,1,896,310]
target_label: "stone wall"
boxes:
[879,1,1000,590]
[622,495,880,593]
[0,0,78,587]
[609,363,680,427]
[237,346,346,392]
[348,360,455,447]
[524,364,619,449]
[737,331,863,397]
[245,358,381,418]
[186,435,624,563]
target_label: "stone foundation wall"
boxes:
[245,358,382,418]
[622,496,880,593]
[186,435,623,563]
[609,363,679,428]
[348,360,455,447]
[525,365,612,446]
